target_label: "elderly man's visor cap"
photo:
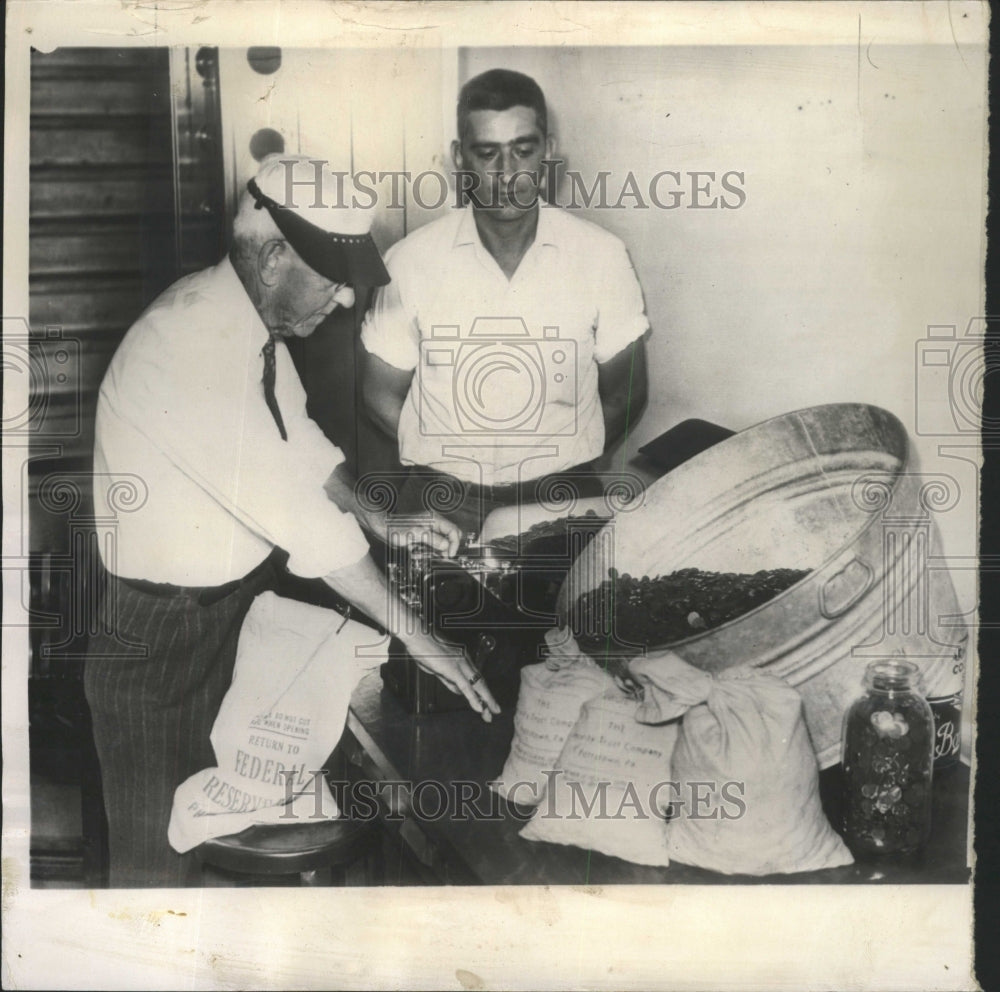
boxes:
[247,178,390,287]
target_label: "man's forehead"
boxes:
[462,105,544,143]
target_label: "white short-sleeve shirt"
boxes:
[94,258,371,586]
[361,204,649,486]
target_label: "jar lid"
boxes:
[864,658,924,693]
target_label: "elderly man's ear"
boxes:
[256,239,287,287]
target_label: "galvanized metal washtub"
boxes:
[560,403,968,768]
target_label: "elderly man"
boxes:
[361,68,649,535]
[85,155,499,888]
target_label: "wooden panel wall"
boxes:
[27,49,228,888]
[27,48,225,675]
[29,48,177,519]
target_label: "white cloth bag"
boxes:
[630,650,854,876]
[491,628,615,805]
[168,591,387,853]
[519,688,679,866]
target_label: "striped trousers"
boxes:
[83,556,278,888]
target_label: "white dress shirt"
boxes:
[361,204,649,486]
[94,258,371,586]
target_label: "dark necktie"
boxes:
[261,334,288,441]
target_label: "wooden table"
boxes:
[343,671,971,886]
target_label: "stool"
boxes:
[195,817,383,887]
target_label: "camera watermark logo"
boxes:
[915,317,1000,436]
[418,318,577,437]
[2,318,82,438]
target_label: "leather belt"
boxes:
[414,461,599,507]
[464,478,520,502]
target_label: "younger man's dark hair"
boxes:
[457,68,548,139]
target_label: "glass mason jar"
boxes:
[842,659,934,856]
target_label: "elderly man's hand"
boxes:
[324,464,462,557]
[360,507,463,559]
[400,630,500,722]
